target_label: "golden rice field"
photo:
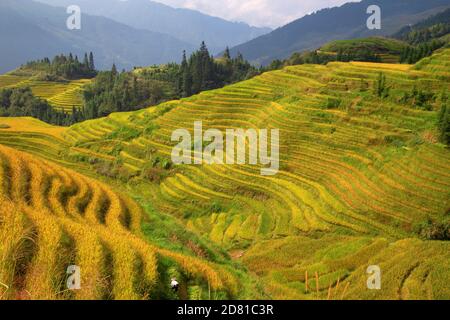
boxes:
[0,145,240,300]
[0,74,90,112]
[242,235,449,300]
[0,49,449,300]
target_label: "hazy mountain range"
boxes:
[2,0,449,73]
[36,0,271,53]
[0,0,269,73]
[0,0,193,73]
[228,0,450,65]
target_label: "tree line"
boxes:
[82,64,167,119]
[0,43,258,126]
[177,43,258,97]
[0,87,78,126]
[394,8,450,45]
[4,41,448,135]
[264,47,381,71]
[396,9,449,64]
[82,42,258,120]
[399,40,445,64]
[23,52,97,80]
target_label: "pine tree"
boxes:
[132,76,139,100]
[236,52,244,63]
[111,63,118,77]
[375,72,389,98]
[200,41,208,55]
[121,86,131,112]
[181,51,188,67]
[183,65,192,97]
[337,49,343,62]
[223,47,231,60]
[89,52,95,71]
[83,53,89,69]
[179,51,188,96]
[71,106,77,123]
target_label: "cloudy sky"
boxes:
[153,0,360,28]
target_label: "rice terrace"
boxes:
[0,74,90,112]
[0,0,449,303]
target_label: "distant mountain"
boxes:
[393,7,450,43]
[36,0,271,53]
[229,0,450,66]
[0,0,194,73]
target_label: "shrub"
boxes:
[414,217,450,240]
[142,167,166,183]
[106,127,141,141]
[94,161,117,178]
[400,86,435,110]
[383,134,406,147]
[374,72,390,98]
[209,202,223,214]
[325,98,342,109]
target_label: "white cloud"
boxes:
[153,0,360,28]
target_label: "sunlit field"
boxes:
[1,49,449,300]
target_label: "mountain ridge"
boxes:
[0,0,195,73]
[228,0,450,65]
[35,0,271,53]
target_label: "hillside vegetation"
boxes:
[0,49,449,300]
[0,73,90,112]
[319,37,407,63]
[0,145,247,300]
[0,44,257,126]
[394,7,450,44]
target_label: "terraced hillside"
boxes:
[319,37,408,63]
[0,145,244,300]
[0,73,90,112]
[0,49,449,300]
[415,49,450,79]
